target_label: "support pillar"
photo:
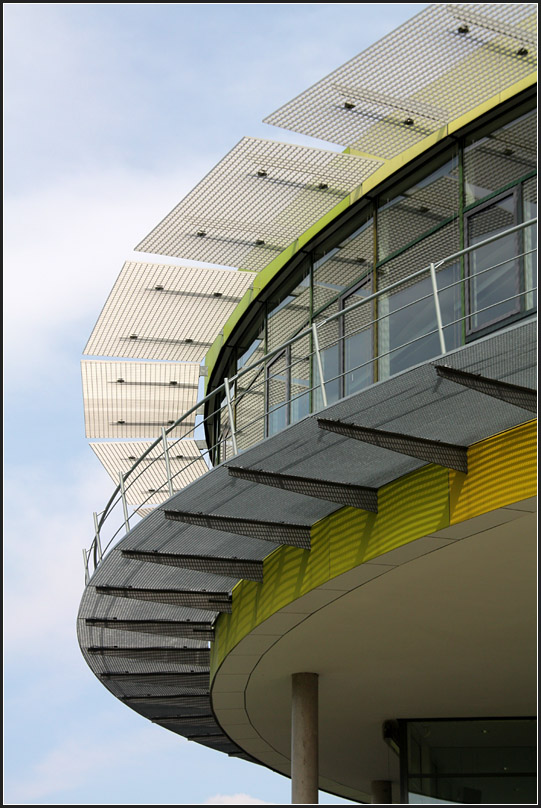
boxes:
[371,780,392,803]
[291,672,318,805]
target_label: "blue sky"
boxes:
[4,4,427,804]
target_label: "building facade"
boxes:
[78,5,537,803]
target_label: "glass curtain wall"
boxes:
[210,101,536,455]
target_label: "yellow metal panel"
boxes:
[325,465,449,579]
[449,421,537,524]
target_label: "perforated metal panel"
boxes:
[264,4,537,156]
[90,440,208,508]
[135,137,383,269]
[81,360,200,439]
[84,262,256,362]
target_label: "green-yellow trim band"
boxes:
[211,420,537,679]
[204,73,536,390]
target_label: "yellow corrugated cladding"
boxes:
[449,420,537,524]
[211,421,537,678]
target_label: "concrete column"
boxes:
[371,780,392,804]
[291,672,318,805]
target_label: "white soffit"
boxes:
[264,3,537,158]
[82,360,200,439]
[90,440,209,508]
[135,137,384,271]
[84,262,256,363]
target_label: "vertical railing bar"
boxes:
[118,472,130,534]
[223,377,238,455]
[429,261,446,355]
[93,512,103,564]
[161,427,174,499]
[83,548,90,585]
[311,322,328,408]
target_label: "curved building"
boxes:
[78,5,538,803]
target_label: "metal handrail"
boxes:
[83,218,537,576]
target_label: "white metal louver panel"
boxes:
[264,3,537,158]
[90,440,209,508]
[84,262,257,363]
[81,360,200,439]
[135,137,383,270]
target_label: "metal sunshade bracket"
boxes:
[164,510,312,549]
[317,418,468,473]
[120,694,211,706]
[434,365,537,413]
[87,647,211,665]
[94,585,232,612]
[227,465,378,512]
[120,549,264,581]
[99,672,209,686]
[84,618,214,640]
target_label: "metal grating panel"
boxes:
[84,618,214,641]
[121,694,211,707]
[434,365,537,412]
[317,419,469,473]
[164,510,312,550]
[87,647,210,665]
[90,440,209,508]
[135,137,383,270]
[95,586,232,612]
[264,4,537,157]
[227,466,378,512]
[121,550,264,582]
[82,360,200,439]
[84,262,256,362]
[100,672,209,688]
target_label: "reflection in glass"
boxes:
[467,195,519,332]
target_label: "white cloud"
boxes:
[6,725,181,803]
[203,795,273,805]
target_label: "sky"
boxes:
[4,4,427,804]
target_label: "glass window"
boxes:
[378,222,461,380]
[465,192,520,333]
[464,108,537,207]
[405,719,537,805]
[522,176,537,312]
[266,352,288,436]
[377,155,459,263]
[313,217,374,314]
[267,268,310,352]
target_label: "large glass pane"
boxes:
[382,262,461,377]
[236,327,266,450]
[313,218,373,314]
[377,154,459,263]
[266,352,288,436]
[267,270,310,352]
[464,108,537,206]
[466,194,519,332]
[377,222,461,380]
[522,176,537,312]
[343,280,373,395]
[406,719,537,805]
[314,302,340,408]
[290,335,311,424]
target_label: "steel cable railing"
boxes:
[83,218,537,581]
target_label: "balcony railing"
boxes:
[83,218,537,582]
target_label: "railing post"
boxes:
[118,472,130,534]
[223,377,238,455]
[83,548,90,585]
[312,323,328,408]
[161,427,174,498]
[429,261,446,355]
[93,511,103,564]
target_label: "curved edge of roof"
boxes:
[203,73,537,389]
[210,419,537,679]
